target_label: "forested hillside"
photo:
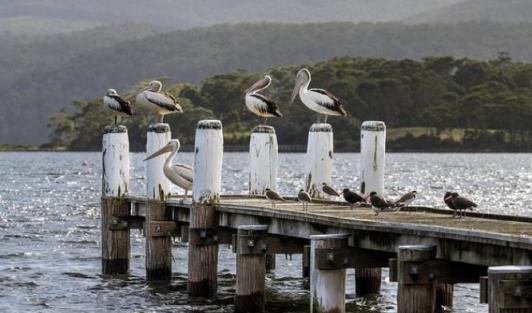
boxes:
[3,21,532,145]
[48,56,532,152]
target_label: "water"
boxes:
[1,152,531,312]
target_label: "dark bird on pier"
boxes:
[290,68,347,123]
[395,191,417,206]
[445,192,477,218]
[265,188,284,209]
[341,188,365,208]
[443,191,457,216]
[369,191,393,215]
[322,182,340,197]
[298,189,312,211]
[103,89,133,124]
[244,75,283,125]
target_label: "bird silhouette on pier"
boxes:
[265,188,284,209]
[322,182,340,197]
[341,188,365,208]
[444,192,477,218]
[298,189,312,211]
[395,191,417,206]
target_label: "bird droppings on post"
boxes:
[305,123,334,199]
[249,125,278,196]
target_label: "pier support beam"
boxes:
[488,266,532,313]
[145,123,173,281]
[235,225,268,313]
[397,245,437,313]
[310,234,348,313]
[249,125,278,196]
[305,123,334,199]
[101,125,130,275]
[188,120,223,296]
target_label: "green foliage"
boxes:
[49,56,532,151]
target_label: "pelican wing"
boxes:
[309,88,347,116]
[109,95,133,115]
[249,94,283,117]
[174,163,193,183]
[144,92,182,112]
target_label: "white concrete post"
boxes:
[249,125,278,195]
[360,121,386,197]
[305,123,333,198]
[146,123,172,200]
[102,125,129,197]
[192,120,223,205]
[310,234,348,313]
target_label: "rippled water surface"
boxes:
[1,152,531,312]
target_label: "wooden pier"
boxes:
[100,119,532,312]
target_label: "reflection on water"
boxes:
[1,152,531,312]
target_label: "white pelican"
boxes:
[290,68,347,122]
[244,75,283,124]
[103,89,133,124]
[144,139,193,198]
[135,80,183,123]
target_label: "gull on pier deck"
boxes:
[290,68,347,123]
[135,80,183,123]
[103,89,133,124]
[244,75,283,125]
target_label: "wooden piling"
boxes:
[302,245,310,278]
[397,245,437,313]
[265,254,276,273]
[305,123,334,199]
[355,268,382,295]
[310,234,348,313]
[101,125,130,275]
[145,123,173,281]
[359,121,386,196]
[249,125,278,196]
[488,266,532,313]
[435,283,453,312]
[235,225,268,313]
[188,120,223,296]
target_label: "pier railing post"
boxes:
[397,245,437,313]
[310,234,348,313]
[188,120,223,296]
[305,123,334,199]
[249,125,278,196]
[235,225,269,313]
[145,123,173,281]
[357,120,386,294]
[488,266,532,313]
[101,125,130,275]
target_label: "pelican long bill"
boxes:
[290,77,304,104]
[244,77,268,94]
[144,143,173,161]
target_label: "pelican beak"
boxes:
[290,77,303,104]
[144,143,173,161]
[244,77,267,94]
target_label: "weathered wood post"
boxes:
[145,123,173,281]
[356,121,386,294]
[101,125,130,275]
[310,234,348,313]
[249,125,278,195]
[235,225,268,313]
[305,123,333,199]
[397,245,437,313]
[302,245,311,278]
[188,120,223,296]
[265,254,276,273]
[488,266,532,313]
[435,283,454,312]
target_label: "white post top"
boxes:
[361,121,386,131]
[309,123,333,132]
[251,125,275,134]
[147,123,171,133]
[310,233,350,240]
[197,120,222,129]
[103,125,128,134]
[488,266,532,274]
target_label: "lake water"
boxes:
[1,152,531,312]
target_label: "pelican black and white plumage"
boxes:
[445,192,477,218]
[244,75,283,124]
[290,68,347,122]
[298,189,312,211]
[135,80,183,123]
[341,188,365,208]
[265,188,284,209]
[395,191,417,206]
[322,182,340,197]
[103,89,133,124]
[144,139,193,199]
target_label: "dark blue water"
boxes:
[2,152,531,312]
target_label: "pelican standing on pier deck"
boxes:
[103,89,133,124]
[135,80,183,123]
[244,75,283,124]
[144,139,193,199]
[290,68,347,122]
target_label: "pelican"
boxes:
[290,68,347,122]
[244,75,283,124]
[103,89,133,124]
[144,139,193,198]
[135,80,183,123]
